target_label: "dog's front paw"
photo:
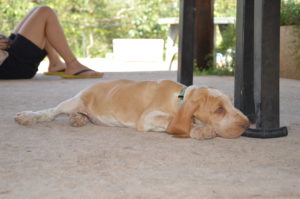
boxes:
[190,126,216,140]
[15,111,37,126]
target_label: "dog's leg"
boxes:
[189,125,216,140]
[137,110,172,132]
[15,95,83,126]
[137,111,217,139]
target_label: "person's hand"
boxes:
[0,34,11,50]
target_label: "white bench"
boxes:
[113,39,164,62]
[158,17,236,69]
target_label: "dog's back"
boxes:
[79,79,183,127]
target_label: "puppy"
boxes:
[15,79,249,139]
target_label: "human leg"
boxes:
[44,40,66,73]
[14,6,102,77]
[14,7,65,73]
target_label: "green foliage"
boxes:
[281,0,300,26]
[0,1,36,35]
[119,0,178,39]
[214,0,236,75]
[215,25,236,72]
[195,0,236,76]
[194,63,234,76]
[214,0,236,17]
[0,0,178,57]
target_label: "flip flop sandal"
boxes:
[61,69,104,79]
[43,69,65,76]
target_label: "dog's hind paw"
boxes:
[69,112,88,127]
[15,111,37,126]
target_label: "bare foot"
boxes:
[65,59,103,77]
[48,61,66,72]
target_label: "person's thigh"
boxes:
[14,6,52,49]
[0,34,47,79]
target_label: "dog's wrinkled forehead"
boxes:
[186,85,233,106]
[207,87,223,97]
[186,85,225,97]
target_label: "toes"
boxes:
[69,113,88,127]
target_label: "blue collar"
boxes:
[178,87,187,104]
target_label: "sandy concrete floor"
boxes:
[0,71,300,199]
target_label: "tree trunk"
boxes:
[194,0,214,70]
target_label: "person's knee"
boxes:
[35,6,55,17]
[36,5,53,12]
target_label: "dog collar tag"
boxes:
[178,87,187,104]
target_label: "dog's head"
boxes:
[167,86,249,139]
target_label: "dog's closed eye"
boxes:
[214,106,225,114]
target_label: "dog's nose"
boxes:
[240,121,250,129]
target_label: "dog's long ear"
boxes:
[166,99,199,138]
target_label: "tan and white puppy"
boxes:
[15,79,249,139]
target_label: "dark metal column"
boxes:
[177,0,195,86]
[239,0,288,138]
[234,0,255,123]
[254,0,281,129]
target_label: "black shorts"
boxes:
[0,34,47,79]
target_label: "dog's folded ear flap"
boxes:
[166,100,198,138]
